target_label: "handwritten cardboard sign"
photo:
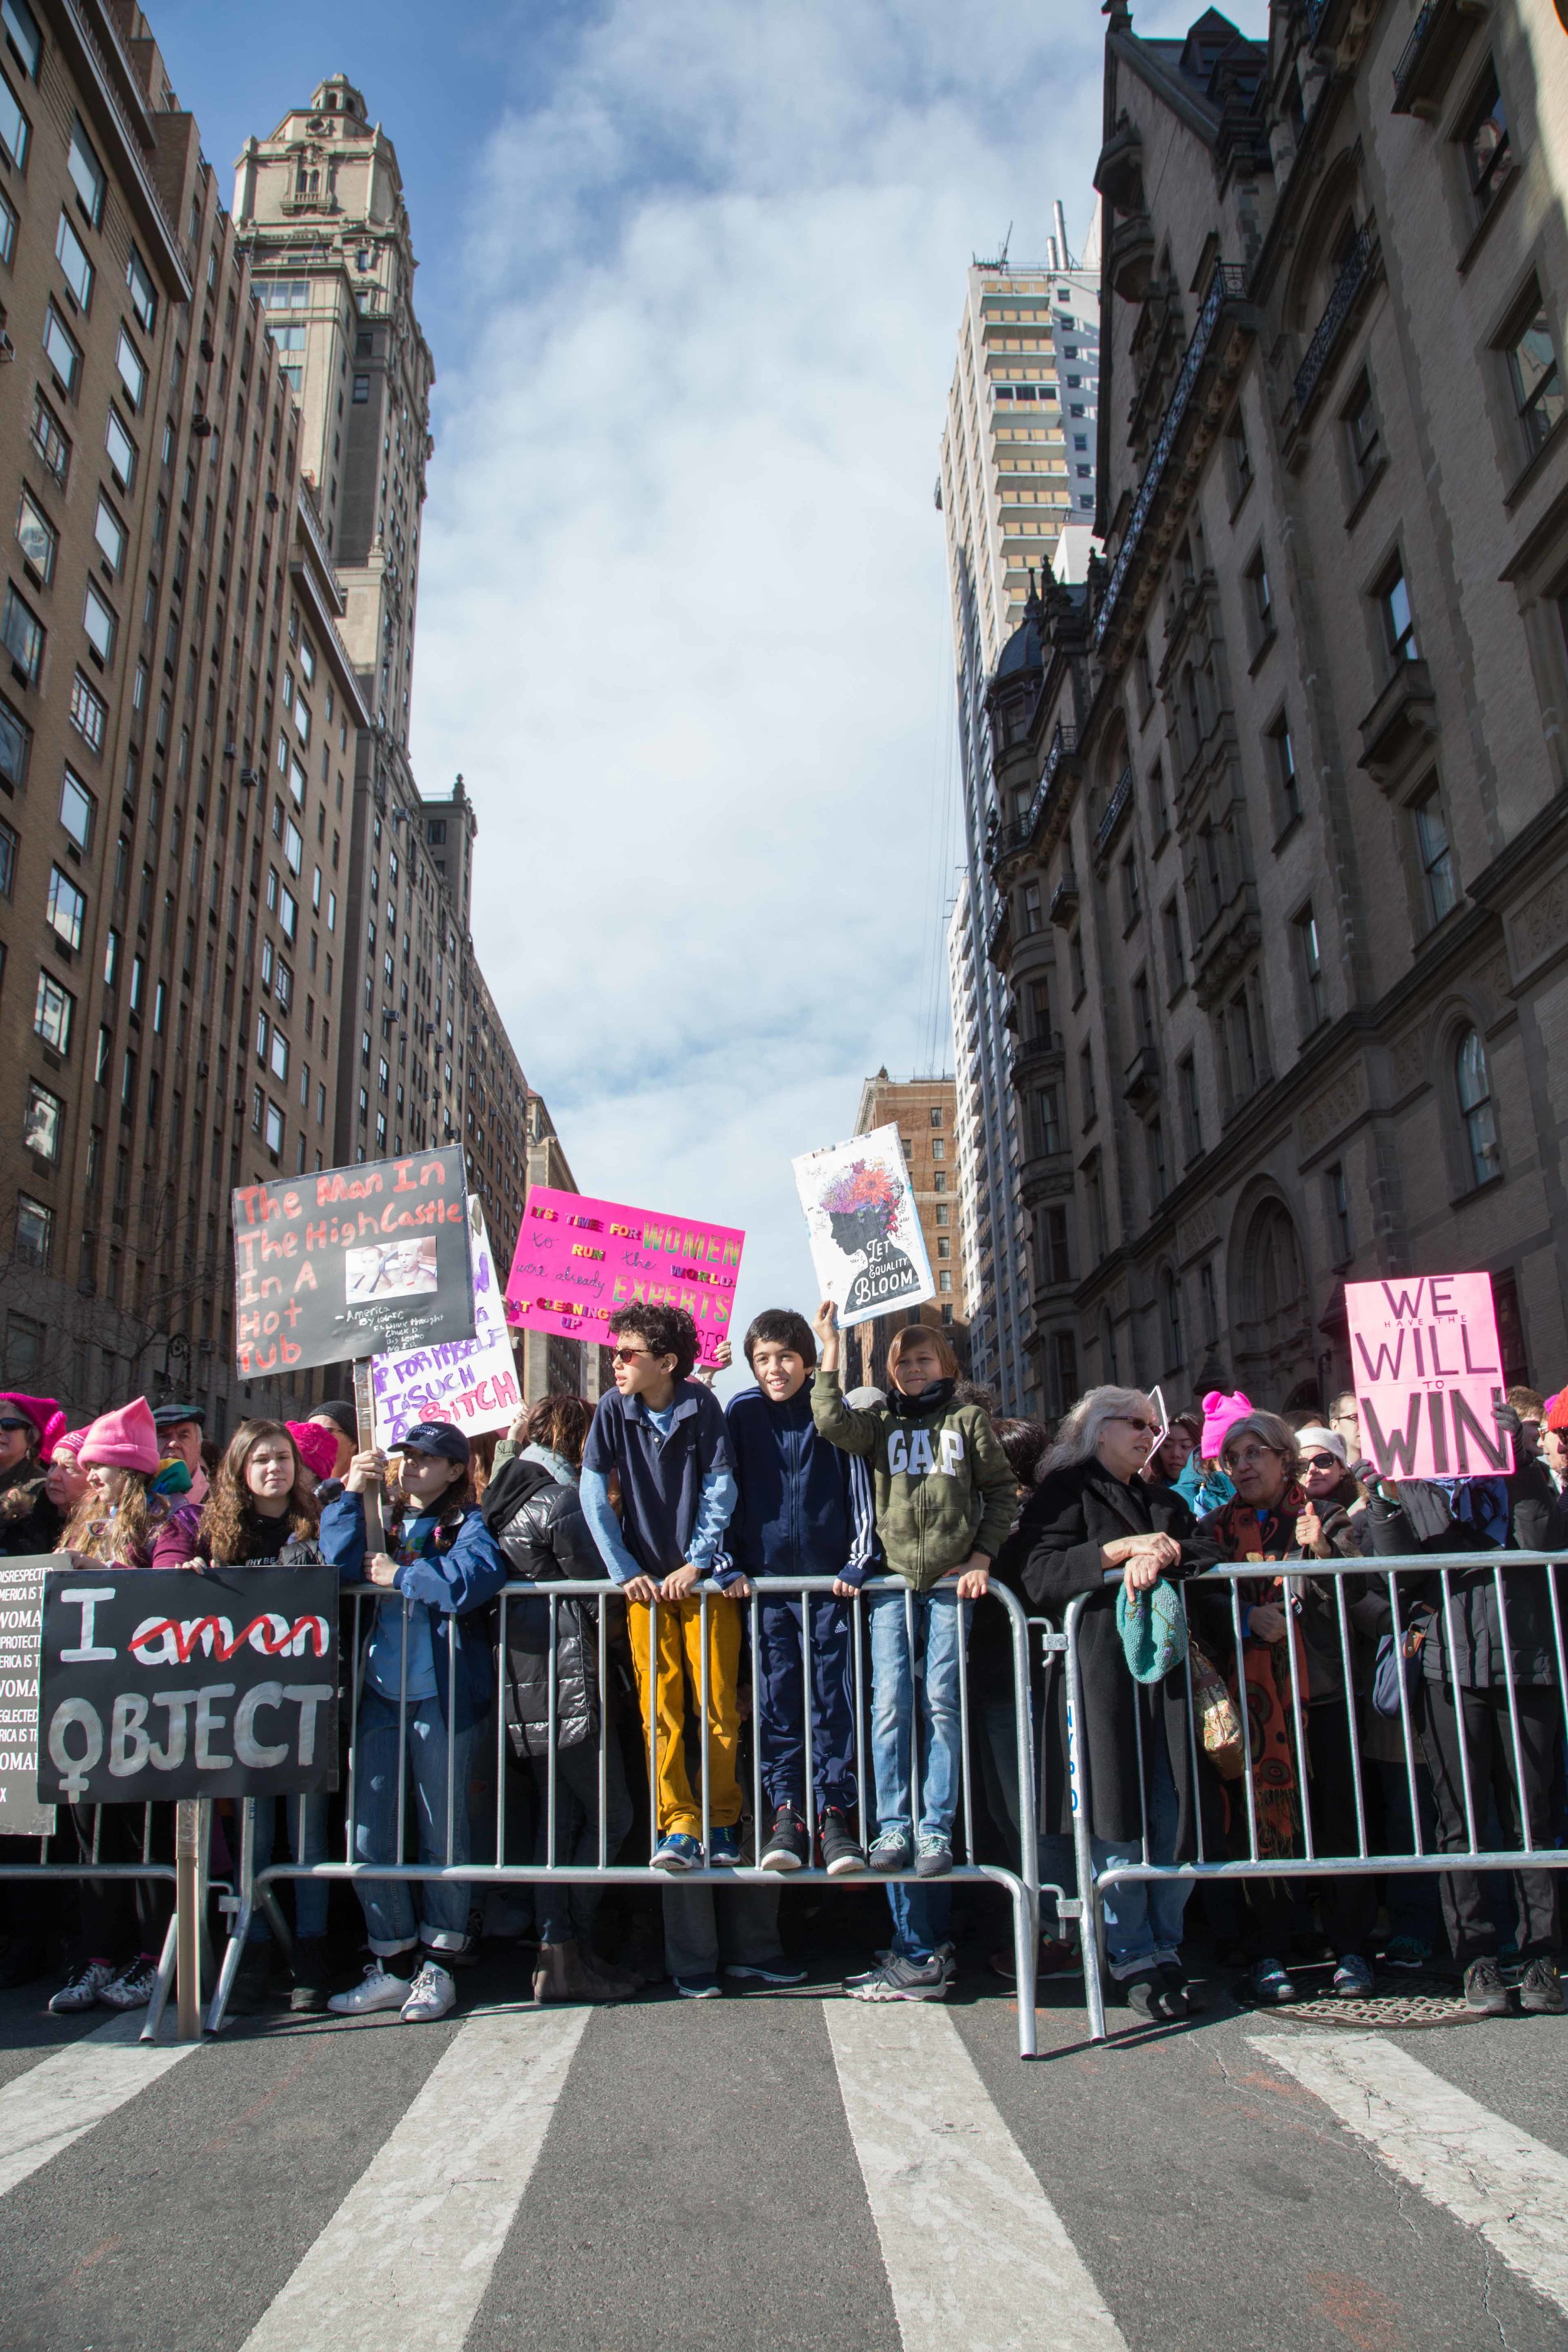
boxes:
[372,1199,520,1448]
[0,1557,55,1835]
[503,1185,743,1369]
[793,1124,936,1330]
[231,1145,475,1377]
[1345,1271,1512,1481]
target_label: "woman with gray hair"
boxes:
[996,1385,1217,2021]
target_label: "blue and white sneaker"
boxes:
[1332,1952,1375,1998]
[650,1832,702,1873]
[1249,1956,1297,2005]
[867,1831,913,1874]
[707,1825,742,1867]
[723,1959,808,1986]
[674,1971,722,1999]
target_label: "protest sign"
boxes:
[372,1199,521,1448]
[0,1557,55,1836]
[38,1565,340,1807]
[232,1144,474,1377]
[504,1186,743,1369]
[793,1125,936,1329]
[1345,1271,1512,1481]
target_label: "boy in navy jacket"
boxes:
[726,1309,875,1874]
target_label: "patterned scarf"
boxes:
[1205,1485,1312,1863]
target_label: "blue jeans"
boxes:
[868,1587,968,1845]
[887,1880,951,1964]
[245,1793,329,1943]
[1094,1734,1191,1981]
[351,1689,480,1955]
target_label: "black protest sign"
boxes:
[232,1143,475,1377]
[0,1556,55,1836]
[38,1566,340,1806]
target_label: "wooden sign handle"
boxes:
[352,1360,387,1557]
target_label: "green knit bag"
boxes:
[1116,1578,1189,1683]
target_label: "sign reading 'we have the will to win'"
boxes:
[504,1185,743,1369]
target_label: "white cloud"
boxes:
[410,0,1238,1375]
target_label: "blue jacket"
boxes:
[319,1490,510,1732]
[724,1384,877,1587]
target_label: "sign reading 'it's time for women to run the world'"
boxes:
[504,1186,743,1369]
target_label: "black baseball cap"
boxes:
[152,1401,205,1426]
[399,1421,472,1464]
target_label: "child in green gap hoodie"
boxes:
[811,1303,1015,2001]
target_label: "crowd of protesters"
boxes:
[0,1309,1563,2030]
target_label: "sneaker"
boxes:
[650,1833,702,1873]
[723,1959,808,1986]
[1519,1957,1564,2015]
[48,1959,113,2015]
[289,1938,332,2016]
[867,1831,912,1874]
[915,1837,953,1880]
[1159,1963,1205,2013]
[1124,1968,1187,2021]
[1333,1952,1375,1999]
[843,1943,955,2003]
[819,1808,866,1877]
[1463,1957,1512,2016]
[400,1960,456,2023]
[99,1957,159,2011]
[1382,1935,1431,1971]
[1249,1957,1297,2006]
[328,1960,413,2016]
[760,1804,809,1873]
[674,1971,722,1999]
[707,1825,743,1868]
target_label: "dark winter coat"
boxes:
[1363,1459,1568,1688]
[0,1461,60,1556]
[996,1456,1217,1847]
[482,1453,604,1756]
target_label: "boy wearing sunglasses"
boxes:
[580,1303,746,1873]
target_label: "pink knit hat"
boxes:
[287,1419,339,1481]
[1200,1389,1254,1460]
[52,1427,94,1458]
[79,1398,161,1476]
[0,1392,65,1462]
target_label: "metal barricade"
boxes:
[1060,1550,1568,2042]
[219,1573,1045,2055]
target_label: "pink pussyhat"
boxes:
[1200,1389,1254,1461]
[79,1397,161,1476]
[0,1392,65,1461]
[287,1420,339,1482]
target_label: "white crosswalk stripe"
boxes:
[1251,2031,1568,2318]
[825,2000,1129,2352]
[236,2004,591,2352]
[0,2010,199,2200]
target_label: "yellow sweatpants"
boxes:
[625,1594,744,1840]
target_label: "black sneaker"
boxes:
[1463,1956,1512,2016]
[843,1943,955,2003]
[818,1809,865,1877]
[760,1804,809,1873]
[1519,1956,1565,2015]
[1124,1968,1187,2021]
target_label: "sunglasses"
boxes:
[1111,1414,1158,1436]
[0,1417,31,1434]
[1303,1452,1341,1472]
[612,1345,649,1365]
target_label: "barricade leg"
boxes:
[208,1797,258,2035]
[139,1910,180,2045]
[1063,1601,1108,2043]
[1010,1874,1040,2059]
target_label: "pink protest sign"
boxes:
[502,1185,743,1369]
[1345,1271,1512,1481]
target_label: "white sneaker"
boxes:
[400,1960,455,2023]
[100,1957,158,2010]
[327,1961,411,2016]
[49,1960,113,2014]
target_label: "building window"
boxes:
[1268,713,1300,829]
[67,115,104,223]
[265,1099,284,1157]
[1069,928,1086,1002]
[1029,975,1054,1042]
[1,581,41,682]
[1343,371,1382,497]
[115,327,147,411]
[1460,62,1515,222]
[1079,1042,1096,1127]
[928,1104,943,1127]
[1034,1083,1061,1157]
[1163,1267,1184,1367]
[1147,1115,1168,1202]
[1502,294,1564,461]
[1049,1329,1078,1417]
[60,768,93,849]
[1377,557,1417,669]
[1132,969,1153,1046]
[1226,983,1260,1098]
[938,1269,951,1293]
[1224,406,1252,503]
[82,580,117,664]
[352,374,369,403]
[29,391,68,490]
[0,811,14,893]
[1199,1258,1219,1343]
[1455,1027,1501,1187]
[270,1030,288,1083]
[0,61,28,171]
[125,244,156,332]
[1021,881,1042,936]
[931,1139,944,1162]
[2,0,40,80]
[1326,1162,1352,1263]
[14,1193,51,1268]
[46,863,85,951]
[1121,851,1140,928]
[1245,548,1273,652]
[937,1236,951,1259]
[33,970,71,1052]
[1412,785,1457,924]
[22,1079,59,1160]
[1295,903,1326,1028]
[1162,896,1185,994]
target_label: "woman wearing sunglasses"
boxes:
[997,1386,1217,2021]
[0,1392,66,1555]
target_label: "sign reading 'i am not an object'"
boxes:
[1345,1271,1513,1481]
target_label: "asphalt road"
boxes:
[1,1913,1566,2352]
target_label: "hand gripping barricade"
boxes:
[1058,1550,1568,2042]
[217,1574,1047,2055]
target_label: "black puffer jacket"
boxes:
[482,1453,605,1756]
[1364,1459,1568,1688]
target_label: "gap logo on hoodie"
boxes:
[887,1426,966,1479]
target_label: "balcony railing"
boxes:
[1049,871,1079,928]
[990,724,1079,865]
[1293,222,1374,420]
[1093,263,1247,649]
[985,896,1009,960]
[1392,1,1438,102]
[1094,765,1133,857]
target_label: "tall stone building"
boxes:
[985,0,1568,1416]
[940,220,1101,1413]
[845,1069,968,1391]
